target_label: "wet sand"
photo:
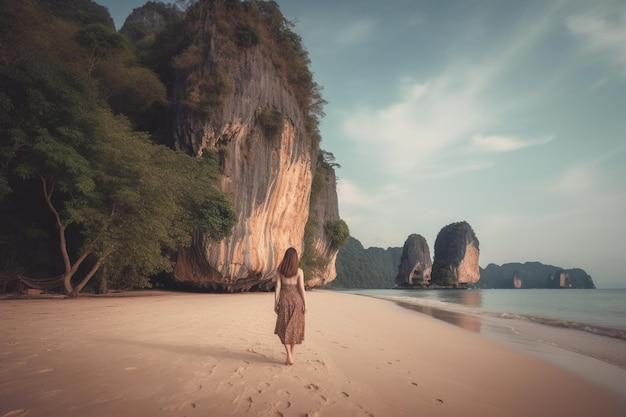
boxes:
[1,290,625,417]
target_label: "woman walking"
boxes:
[274,247,307,365]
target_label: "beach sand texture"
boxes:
[1,291,625,417]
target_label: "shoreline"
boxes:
[1,290,625,416]
[376,294,626,400]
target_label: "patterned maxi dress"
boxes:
[274,281,305,345]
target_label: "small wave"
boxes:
[353,291,626,341]
[485,311,626,341]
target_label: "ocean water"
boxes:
[344,288,626,335]
[338,288,626,399]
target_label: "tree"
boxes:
[2,60,234,295]
[0,0,235,296]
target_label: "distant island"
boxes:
[329,236,596,289]
[477,262,595,289]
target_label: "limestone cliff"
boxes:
[396,234,432,287]
[431,221,480,287]
[302,160,341,288]
[123,1,340,291]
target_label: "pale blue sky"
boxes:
[100,0,626,288]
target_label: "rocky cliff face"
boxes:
[431,221,480,287]
[303,163,340,288]
[123,1,340,291]
[396,234,432,287]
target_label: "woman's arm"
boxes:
[297,269,307,313]
[274,276,281,313]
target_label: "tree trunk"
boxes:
[73,257,104,296]
[98,265,108,295]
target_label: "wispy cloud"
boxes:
[469,134,553,152]
[545,144,626,195]
[335,19,376,46]
[567,7,626,72]
[342,77,486,174]
[336,179,408,245]
[336,179,375,209]
[340,2,566,177]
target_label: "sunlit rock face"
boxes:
[455,242,480,284]
[146,3,339,291]
[431,221,480,287]
[396,234,432,287]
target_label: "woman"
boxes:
[274,247,307,365]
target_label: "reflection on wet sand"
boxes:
[396,301,482,332]
[461,290,482,307]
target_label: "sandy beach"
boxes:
[1,290,625,417]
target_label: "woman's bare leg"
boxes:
[289,344,295,365]
[283,344,292,365]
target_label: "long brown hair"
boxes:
[277,247,299,278]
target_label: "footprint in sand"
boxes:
[434,398,444,405]
[276,388,290,396]
[2,410,26,417]
[411,382,418,387]
[33,368,54,374]
[40,389,62,398]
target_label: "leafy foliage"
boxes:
[235,22,260,48]
[0,0,235,295]
[329,237,402,289]
[325,220,349,250]
[42,0,114,27]
[257,106,284,137]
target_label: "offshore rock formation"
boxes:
[123,1,340,291]
[478,263,595,289]
[396,234,432,287]
[431,221,480,287]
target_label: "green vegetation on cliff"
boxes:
[329,237,402,289]
[130,0,326,149]
[0,0,235,296]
